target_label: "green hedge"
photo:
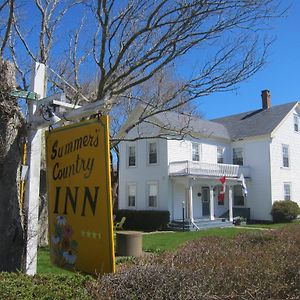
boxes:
[0,273,91,300]
[115,210,170,231]
[271,200,300,223]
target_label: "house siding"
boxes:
[270,107,300,208]
[167,138,230,164]
[119,126,169,212]
[232,138,272,220]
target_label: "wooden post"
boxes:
[24,62,46,275]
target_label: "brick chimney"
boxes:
[261,90,271,109]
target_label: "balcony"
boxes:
[169,161,250,178]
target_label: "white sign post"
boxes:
[24,62,46,275]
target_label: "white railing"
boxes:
[168,161,250,178]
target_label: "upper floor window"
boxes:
[128,145,136,167]
[283,183,291,201]
[192,143,200,161]
[233,148,243,166]
[217,147,224,164]
[128,184,136,207]
[294,115,299,132]
[148,142,157,164]
[148,182,158,208]
[282,145,289,168]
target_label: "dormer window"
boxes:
[294,115,299,132]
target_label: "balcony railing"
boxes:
[169,161,250,178]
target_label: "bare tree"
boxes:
[48,0,283,141]
[0,0,285,271]
[0,0,26,272]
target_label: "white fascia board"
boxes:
[270,102,299,138]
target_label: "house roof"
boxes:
[152,110,231,140]
[212,101,298,140]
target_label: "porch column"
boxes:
[209,185,215,220]
[229,185,233,222]
[188,183,194,223]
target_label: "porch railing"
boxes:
[168,160,250,178]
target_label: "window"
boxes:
[283,183,291,201]
[217,147,224,164]
[148,142,157,164]
[233,185,244,206]
[282,145,289,168]
[148,182,158,208]
[192,143,200,161]
[233,148,243,165]
[294,115,299,132]
[128,184,136,207]
[128,145,136,167]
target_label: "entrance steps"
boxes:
[168,218,233,231]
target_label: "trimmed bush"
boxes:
[90,225,300,299]
[115,210,170,231]
[0,273,91,300]
[271,200,300,223]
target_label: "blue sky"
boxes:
[199,1,300,120]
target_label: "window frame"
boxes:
[233,147,243,166]
[294,114,299,132]
[127,183,136,208]
[148,141,158,165]
[192,142,200,162]
[233,185,245,206]
[283,183,291,201]
[217,147,224,164]
[282,144,290,168]
[127,144,136,168]
[147,181,158,208]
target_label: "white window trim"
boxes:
[192,142,201,162]
[217,147,225,164]
[293,114,299,132]
[127,182,137,208]
[233,185,245,207]
[147,140,158,165]
[127,143,137,168]
[281,144,290,169]
[146,181,159,209]
[233,147,244,166]
[283,182,291,201]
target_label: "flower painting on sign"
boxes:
[51,215,78,269]
[46,117,115,275]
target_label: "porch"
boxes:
[169,162,250,230]
[168,218,233,231]
[169,161,250,178]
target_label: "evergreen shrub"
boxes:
[271,200,300,223]
[115,210,170,231]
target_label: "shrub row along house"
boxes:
[118,90,300,229]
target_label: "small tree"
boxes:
[271,200,300,223]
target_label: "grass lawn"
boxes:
[142,227,248,252]
[37,248,73,275]
[37,221,299,274]
[245,219,300,229]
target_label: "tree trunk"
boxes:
[0,59,25,272]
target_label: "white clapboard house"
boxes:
[118,91,300,229]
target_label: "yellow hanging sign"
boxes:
[45,116,115,274]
